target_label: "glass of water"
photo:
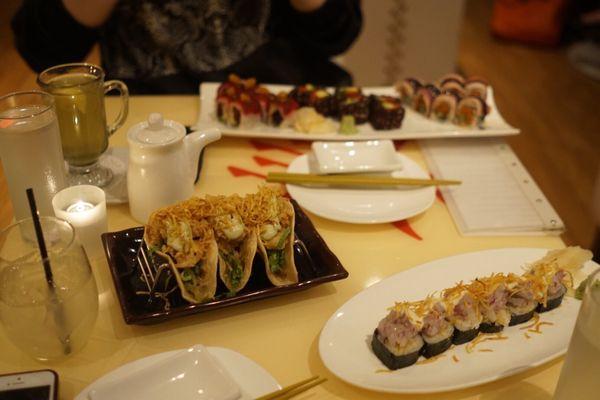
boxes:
[0,217,99,361]
[553,268,600,399]
[0,91,68,221]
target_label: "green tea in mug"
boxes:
[46,73,108,167]
[38,63,128,187]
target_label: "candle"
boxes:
[52,185,107,261]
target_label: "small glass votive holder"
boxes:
[52,185,107,260]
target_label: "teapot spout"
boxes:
[184,128,221,183]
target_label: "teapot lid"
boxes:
[127,113,185,146]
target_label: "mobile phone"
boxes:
[0,370,58,400]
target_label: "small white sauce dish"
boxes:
[310,140,403,174]
[86,345,241,400]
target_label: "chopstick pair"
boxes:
[266,172,461,188]
[256,375,327,400]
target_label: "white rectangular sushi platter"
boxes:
[194,82,520,141]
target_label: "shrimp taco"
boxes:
[241,186,298,286]
[208,194,258,293]
[144,199,218,303]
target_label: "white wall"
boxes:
[339,0,466,86]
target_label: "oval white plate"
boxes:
[286,154,435,224]
[76,346,280,400]
[318,248,599,394]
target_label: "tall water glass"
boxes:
[0,91,68,221]
[553,268,600,399]
[0,217,99,361]
[38,63,129,187]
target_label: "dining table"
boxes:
[0,95,567,400]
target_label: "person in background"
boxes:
[12,0,362,94]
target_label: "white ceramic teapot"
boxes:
[127,113,221,222]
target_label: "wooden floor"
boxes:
[1,0,598,247]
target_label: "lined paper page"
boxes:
[421,138,564,236]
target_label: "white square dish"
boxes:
[311,140,403,174]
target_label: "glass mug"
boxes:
[38,63,129,187]
[0,217,99,361]
[553,268,600,399]
[0,91,68,221]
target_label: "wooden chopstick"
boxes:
[266,172,461,187]
[255,375,326,400]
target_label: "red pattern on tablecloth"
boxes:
[394,140,408,151]
[391,220,423,241]
[253,156,289,168]
[227,166,266,179]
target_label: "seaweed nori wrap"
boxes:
[444,286,482,345]
[506,274,538,326]
[372,305,424,370]
[418,300,454,358]
[369,95,405,130]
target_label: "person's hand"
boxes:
[62,0,119,28]
[289,0,327,13]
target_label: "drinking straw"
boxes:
[26,188,72,355]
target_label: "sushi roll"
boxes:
[412,84,441,117]
[334,86,363,118]
[439,77,466,98]
[250,86,272,123]
[418,299,454,358]
[289,84,318,107]
[443,285,482,345]
[506,274,538,326]
[216,89,234,125]
[308,89,336,117]
[537,269,568,312]
[395,78,423,105]
[228,93,261,128]
[371,303,424,370]
[454,96,488,127]
[465,77,488,101]
[267,92,299,127]
[369,95,405,130]
[337,95,370,124]
[431,91,460,122]
[470,275,511,333]
[439,73,466,87]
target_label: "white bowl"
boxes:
[311,140,403,174]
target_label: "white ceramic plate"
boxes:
[311,140,403,174]
[286,153,435,224]
[318,248,599,394]
[195,83,519,141]
[76,346,280,400]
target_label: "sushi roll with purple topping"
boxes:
[431,91,461,122]
[418,299,454,358]
[412,85,441,117]
[443,285,482,345]
[371,303,424,370]
[454,96,488,127]
[506,274,538,326]
[470,275,511,333]
[524,254,572,313]
[369,95,405,130]
[395,78,423,105]
[465,78,488,101]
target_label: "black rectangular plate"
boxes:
[101,200,348,325]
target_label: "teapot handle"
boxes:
[184,128,221,183]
